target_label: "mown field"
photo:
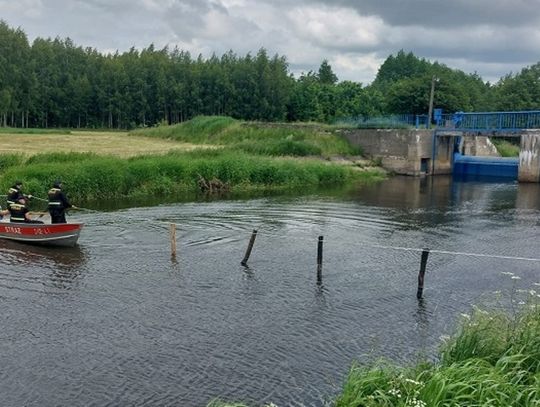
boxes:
[0,130,208,157]
[0,117,383,203]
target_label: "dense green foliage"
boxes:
[2,22,539,130]
[335,305,540,407]
[132,116,360,156]
[0,149,379,202]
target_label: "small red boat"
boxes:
[0,221,83,247]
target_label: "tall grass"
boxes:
[131,116,238,143]
[0,149,378,202]
[202,305,540,407]
[132,116,362,157]
[0,153,25,171]
[335,305,540,407]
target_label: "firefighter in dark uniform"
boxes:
[48,180,75,224]
[7,181,24,206]
[9,197,43,224]
[7,181,33,206]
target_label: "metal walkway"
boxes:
[435,110,540,133]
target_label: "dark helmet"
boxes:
[14,181,23,187]
[53,179,62,188]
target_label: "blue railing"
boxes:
[338,111,540,131]
[445,111,540,131]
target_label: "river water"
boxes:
[0,176,539,406]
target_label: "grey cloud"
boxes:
[2,0,540,84]
[293,0,540,27]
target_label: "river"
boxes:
[0,176,539,406]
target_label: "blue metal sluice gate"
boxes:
[452,153,518,178]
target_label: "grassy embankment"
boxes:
[209,303,540,407]
[0,116,384,203]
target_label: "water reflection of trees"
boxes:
[352,175,540,229]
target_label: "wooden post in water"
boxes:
[317,236,324,284]
[416,248,430,299]
[241,230,258,266]
[170,223,177,258]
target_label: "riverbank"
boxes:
[209,302,540,406]
[0,117,384,203]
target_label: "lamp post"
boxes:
[427,75,439,128]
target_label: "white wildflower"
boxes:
[406,398,427,407]
[388,388,402,397]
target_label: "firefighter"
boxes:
[6,181,32,206]
[48,180,76,224]
[9,197,43,224]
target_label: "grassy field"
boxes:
[0,130,210,157]
[0,118,383,203]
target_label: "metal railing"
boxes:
[450,111,540,131]
[337,111,540,131]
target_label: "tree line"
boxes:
[1,21,539,129]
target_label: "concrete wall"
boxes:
[461,134,500,157]
[340,128,540,183]
[340,129,453,176]
[518,130,540,182]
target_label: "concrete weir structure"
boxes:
[340,128,540,183]
[519,130,540,182]
[340,128,452,176]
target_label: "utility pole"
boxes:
[427,75,437,128]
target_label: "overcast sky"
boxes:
[2,0,540,84]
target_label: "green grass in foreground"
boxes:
[0,149,383,202]
[335,304,540,407]
[207,303,540,407]
[131,116,362,157]
[492,139,521,157]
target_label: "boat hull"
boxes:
[0,222,83,247]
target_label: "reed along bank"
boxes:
[0,116,384,203]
